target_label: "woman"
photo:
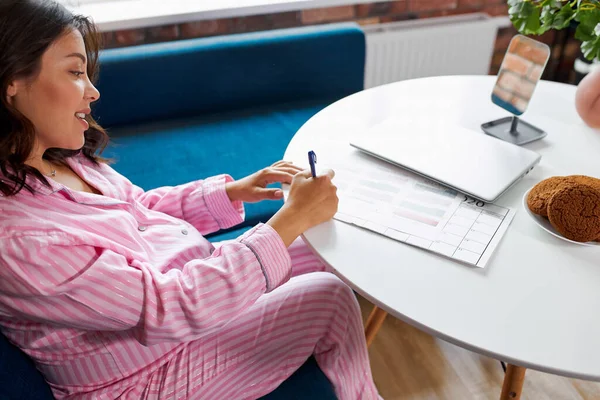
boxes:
[0,1,381,399]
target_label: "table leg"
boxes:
[500,364,527,400]
[364,306,388,347]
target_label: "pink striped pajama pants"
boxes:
[138,237,380,400]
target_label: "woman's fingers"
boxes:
[262,170,295,184]
[322,169,335,180]
[272,160,292,167]
[255,187,284,199]
[272,166,303,176]
[272,161,303,172]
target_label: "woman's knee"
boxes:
[294,272,357,306]
[322,273,354,297]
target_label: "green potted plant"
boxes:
[508,0,600,127]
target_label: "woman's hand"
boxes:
[225,161,303,203]
[267,169,339,247]
[576,68,600,128]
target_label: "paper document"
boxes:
[326,153,515,268]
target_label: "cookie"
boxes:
[527,177,573,216]
[570,175,600,190]
[547,184,600,243]
[527,175,600,217]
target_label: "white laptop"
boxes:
[349,118,541,203]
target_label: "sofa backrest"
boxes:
[93,23,365,127]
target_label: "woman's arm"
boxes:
[99,161,244,236]
[0,224,289,345]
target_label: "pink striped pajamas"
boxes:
[0,155,379,399]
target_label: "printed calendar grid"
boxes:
[334,200,513,268]
[326,157,515,268]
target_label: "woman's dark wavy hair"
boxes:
[0,0,109,197]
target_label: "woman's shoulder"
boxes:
[0,191,72,241]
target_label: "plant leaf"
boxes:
[575,8,600,44]
[509,1,544,34]
[576,20,595,41]
[541,5,556,27]
[550,4,576,29]
[575,7,600,25]
[581,36,600,60]
[509,0,600,61]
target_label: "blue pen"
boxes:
[308,151,317,178]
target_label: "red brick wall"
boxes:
[101,0,580,83]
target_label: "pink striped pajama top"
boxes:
[0,155,297,398]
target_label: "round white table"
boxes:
[283,75,600,400]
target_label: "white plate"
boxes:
[523,188,600,247]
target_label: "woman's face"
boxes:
[7,28,100,154]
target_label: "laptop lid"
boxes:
[349,118,541,203]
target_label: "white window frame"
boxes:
[60,0,387,32]
[60,0,510,33]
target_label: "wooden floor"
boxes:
[357,295,600,400]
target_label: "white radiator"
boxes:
[363,13,499,89]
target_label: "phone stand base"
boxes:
[481,116,546,146]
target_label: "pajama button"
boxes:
[138,226,147,232]
[181,229,189,235]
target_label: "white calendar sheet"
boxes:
[325,152,515,268]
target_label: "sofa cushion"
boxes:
[260,356,337,400]
[0,332,54,400]
[207,225,253,242]
[104,100,329,231]
[93,23,365,127]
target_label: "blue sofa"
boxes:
[96,22,365,243]
[0,23,365,399]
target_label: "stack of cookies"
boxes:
[526,176,600,243]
